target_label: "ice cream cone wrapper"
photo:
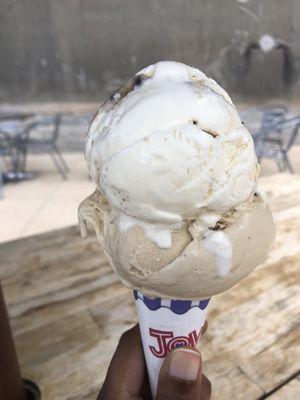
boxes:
[134,290,210,398]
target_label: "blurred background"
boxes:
[0,0,300,242]
[1,2,300,400]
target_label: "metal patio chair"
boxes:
[255,116,300,173]
[0,131,14,198]
[17,114,69,179]
[61,112,95,126]
[241,105,288,140]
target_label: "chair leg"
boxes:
[276,158,284,172]
[15,147,27,173]
[0,157,4,199]
[12,148,20,172]
[0,177,3,199]
[20,148,28,173]
[53,145,69,172]
[284,152,294,174]
[50,151,68,180]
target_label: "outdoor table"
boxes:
[0,113,34,136]
[0,113,34,122]
[0,113,35,182]
[0,173,299,400]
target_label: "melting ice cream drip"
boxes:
[204,230,232,277]
[118,213,173,249]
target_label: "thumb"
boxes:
[156,347,202,400]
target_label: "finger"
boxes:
[98,324,147,400]
[201,374,212,399]
[156,347,202,400]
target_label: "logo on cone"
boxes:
[149,328,200,358]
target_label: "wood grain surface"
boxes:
[0,173,299,399]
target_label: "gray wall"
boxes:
[0,0,300,102]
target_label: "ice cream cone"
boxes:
[78,60,275,399]
[134,290,210,398]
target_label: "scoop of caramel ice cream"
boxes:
[78,61,275,300]
[79,189,274,299]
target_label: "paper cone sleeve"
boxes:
[134,290,210,398]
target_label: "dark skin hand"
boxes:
[98,322,211,400]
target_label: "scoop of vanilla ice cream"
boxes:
[86,61,258,224]
[80,61,275,299]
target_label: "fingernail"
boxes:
[169,348,201,381]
